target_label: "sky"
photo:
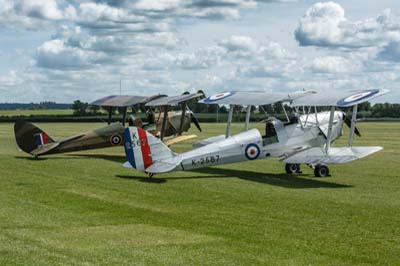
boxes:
[0,0,400,103]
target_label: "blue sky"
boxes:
[0,0,399,103]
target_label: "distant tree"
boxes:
[88,105,101,115]
[371,103,400,118]
[72,100,88,116]
[208,104,218,113]
[219,105,228,113]
[358,101,371,112]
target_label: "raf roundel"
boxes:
[245,143,260,160]
[110,134,122,145]
[202,91,235,103]
[337,89,379,106]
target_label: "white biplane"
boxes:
[122,89,389,177]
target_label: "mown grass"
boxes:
[0,109,73,116]
[0,122,399,265]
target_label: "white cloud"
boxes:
[18,0,64,20]
[0,0,76,29]
[295,2,400,48]
[219,35,259,54]
[2,0,400,103]
[133,0,184,11]
[311,56,360,73]
[36,39,107,69]
[377,41,400,62]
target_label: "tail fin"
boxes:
[14,121,55,155]
[123,127,178,172]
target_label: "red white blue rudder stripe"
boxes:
[123,126,176,172]
[34,132,50,147]
[123,127,153,171]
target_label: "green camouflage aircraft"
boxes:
[14,92,203,157]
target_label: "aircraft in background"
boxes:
[122,89,389,177]
[14,92,204,157]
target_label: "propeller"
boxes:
[186,106,202,132]
[343,113,361,137]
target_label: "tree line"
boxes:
[71,99,400,118]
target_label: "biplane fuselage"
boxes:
[14,110,195,157]
[142,111,343,172]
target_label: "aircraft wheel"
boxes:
[314,165,330,177]
[285,163,301,174]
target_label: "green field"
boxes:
[0,109,73,116]
[1,122,399,265]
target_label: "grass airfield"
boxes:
[0,122,399,265]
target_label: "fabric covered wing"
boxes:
[91,95,165,107]
[200,91,286,106]
[291,89,389,107]
[164,134,197,146]
[283,146,383,164]
[146,92,203,106]
[199,90,312,106]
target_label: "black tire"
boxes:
[314,165,330,177]
[285,163,300,174]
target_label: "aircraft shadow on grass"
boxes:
[117,167,351,189]
[16,153,350,188]
[67,154,126,163]
[14,154,125,162]
[15,156,50,161]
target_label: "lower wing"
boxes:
[282,146,383,164]
[164,134,197,146]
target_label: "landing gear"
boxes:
[285,163,301,174]
[148,173,154,178]
[314,164,330,177]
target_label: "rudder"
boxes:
[123,127,175,172]
[14,121,55,155]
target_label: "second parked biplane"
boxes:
[14,92,204,157]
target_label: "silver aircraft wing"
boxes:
[199,90,313,106]
[291,89,390,107]
[91,94,166,107]
[145,92,204,107]
[282,146,383,164]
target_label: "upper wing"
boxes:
[291,89,390,107]
[91,94,166,107]
[199,90,312,106]
[145,92,204,107]
[282,146,383,164]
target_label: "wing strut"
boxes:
[178,102,187,135]
[121,107,127,126]
[348,104,358,146]
[107,107,113,125]
[244,105,251,131]
[325,106,335,153]
[226,104,234,138]
[282,103,290,123]
[160,106,168,141]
